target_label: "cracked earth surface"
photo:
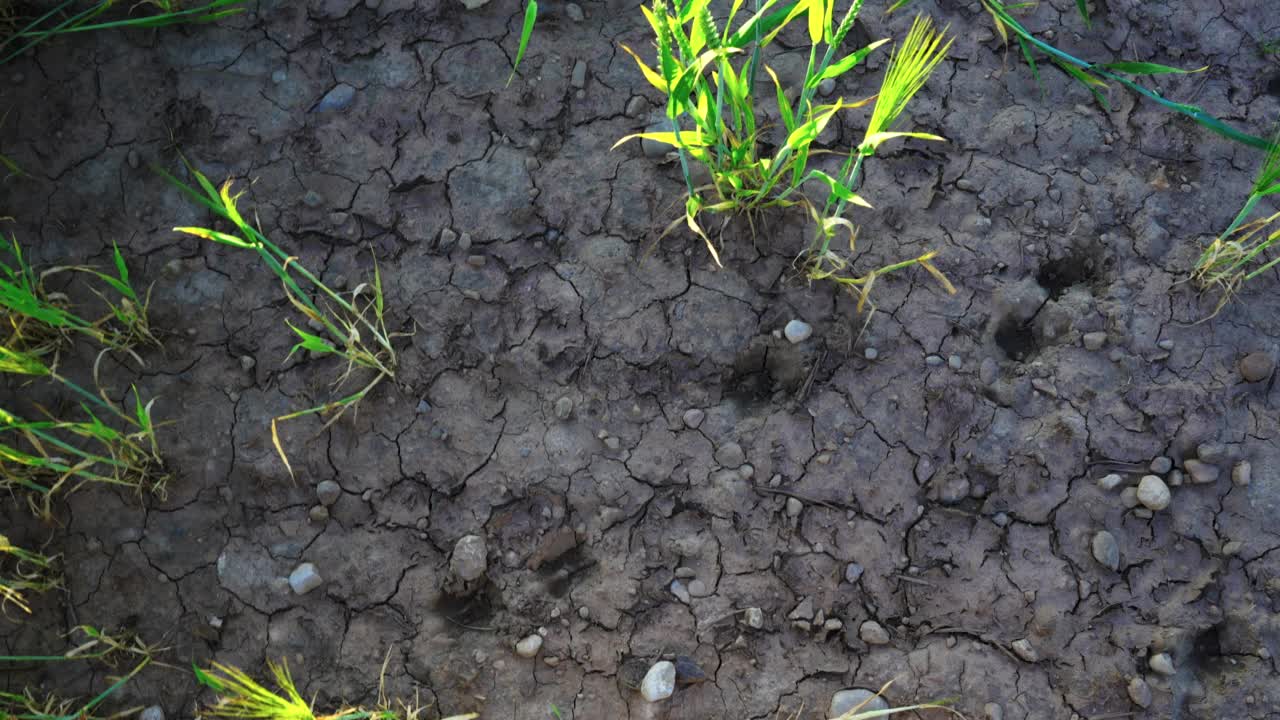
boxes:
[4,0,1280,717]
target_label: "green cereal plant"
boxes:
[0,534,55,616]
[160,162,402,480]
[0,625,154,720]
[0,0,244,66]
[977,0,1275,152]
[1192,130,1280,312]
[194,659,479,720]
[0,343,165,516]
[507,0,538,85]
[616,0,955,309]
[1,234,159,360]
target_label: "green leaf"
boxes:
[286,321,338,358]
[1015,35,1043,94]
[1075,0,1090,26]
[816,38,889,83]
[193,664,225,692]
[765,65,795,134]
[1053,60,1110,109]
[1099,60,1206,75]
[506,0,538,85]
[885,0,915,13]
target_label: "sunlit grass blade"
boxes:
[506,0,538,85]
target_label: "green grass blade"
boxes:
[506,0,538,86]
[1101,60,1206,75]
[1075,0,1090,26]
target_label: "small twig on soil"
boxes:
[751,484,848,512]
[927,626,1023,664]
[892,573,936,587]
[793,349,828,406]
[443,615,496,632]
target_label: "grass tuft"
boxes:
[0,534,55,616]
[161,160,404,480]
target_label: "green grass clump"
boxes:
[195,659,478,720]
[975,0,1275,151]
[0,534,55,616]
[0,0,244,67]
[617,0,955,309]
[0,625,154,720]
[1192,130,1280,312]
[161,162,402,480]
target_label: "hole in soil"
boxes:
[435,586,497,628]
[1187,623,1223,672]
[994,316,1038,361]
[1268,74,1280,97]
[1035,250,1099,300]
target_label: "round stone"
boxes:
[1240,352,1275,382]
[1091,530,1120,571]
[640,661,676,702]
[784,319,813,344]
[829,689,888,718]
[515,634,543,658]
[1136,475,1171,511]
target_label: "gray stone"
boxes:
[459,0,490,8]
[1167,469,1184,486]
[1149,456,1173,475]
[715,442,745,468]
[271,69,287,84]
[925,354,944,367]
[845,562,864,583]
[288,563,323,595]
[1120,487,1139,508]
[687,579,710,597]
[992,512,1009,527]
[571,60,587,89]
[670,580,691,604]
[682,408,705,429]
[308,505,329,523]
[863,347,879,360]
[140,706,164,720]
[1184,459,1220,484]
[785,497,803,517]
[1092,531,1120,571]
[565,2,584,21]
[316,479,341,506]
[1233,460,1252,486]
[1149,652,1175,676]
[784,319,813,343]
[983,702,1004,720]
[818,78,836,96]
[1157,338,1175,351]
[1197,442,1226,463]
[1240,352,1275,382]
[1136,475,1171,511]
[515,634,542,657]
[1082,331,1107,350]
[1097,473,1123,491]
[303,190,324,207]
[554,396,573,420]
[937,475,970,504]
[859,620,890,645]
[1011,638,1038,662]
[127,149,141,170]
[789,596,814,621]
[625,96,648,118]
[314,83,356,112]
[1222,540,1242,556]
[744,607,764,629]
[641,661,676,702]
[948,354,963,370]
[829,689,888,718]
[641,121,673,158]
[979,357,998,384]
[1127,677,1152,708]
[450,534,488,582]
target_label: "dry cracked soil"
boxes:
[3,0,1280,718]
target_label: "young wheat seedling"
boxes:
[0,625,157,719]
[160,162,403,479]
[0,534,55,616]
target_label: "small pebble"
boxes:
[565,2,584,21]
[1136,475,1171,511]
[784,319,813,343]
[127,149,141,169]
[785,497,803,517]
[571,59,587,89]
[674,566,696,578]
[604,436,621,450]
[1097,473,1123,491]
[1157,339,1175,351]
[1239,352,1275,382]
[818,77,836,96]
[288,563,323,595]
[1167,469,1184,486]
[314,83,356,112]
[845,562,864,583]
[674,656,707,685]
[1092,530,1120,571]
[554,396,573,420]
[303,190,323,207]
[140,706,164,720]
[1127,677,1152,708]
[515,634,543,658]
[670,580,691,604]
[715,442,745,468]
[682,408,705,429]
[979,357,998,384]
[458,233,473,251]
[829,689,888,718]
[579,606,590,619]
[316,479,341,506]
[859,620,890,645]
[1197,442,1226,463]
[992,512,1009,527]
[925,354,944,367]
[1011,638,1038,662]
[625,96,648,117]
[948,354,963,370]
[1222,540,1243,557]
[744,607,765,629]
[1149,456,1172,475]
[1184,459,1220,484]
[864,347,879,360]
[308,505,329,523]
[271,69,287,84]
[1082,331,1107,351]
[466,254,486,268]
[1232,460,1252,486]
[984,703,1004,720]
[640,661,676,702]
[1120,487,1140,508]
[687,579,710,597]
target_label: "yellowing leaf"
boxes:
[860,131,947,152]
[621,44,668,92]
[611,130,708,151]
